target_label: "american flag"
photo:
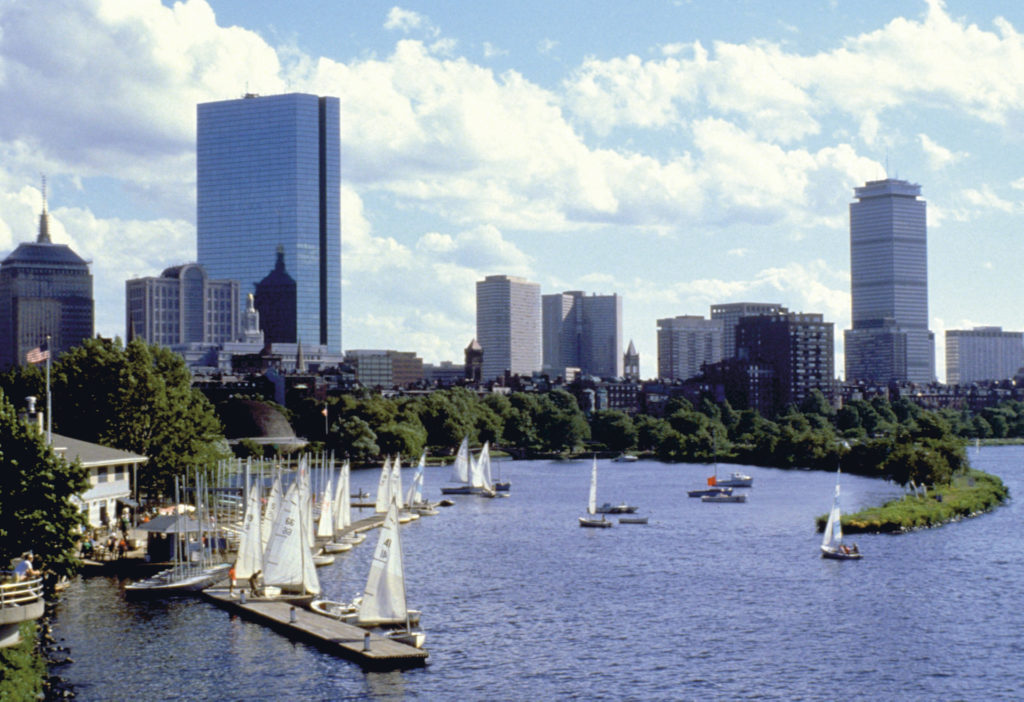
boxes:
[26,345,50,364]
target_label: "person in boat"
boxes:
[852,544,859,554]
[841,545,850,555]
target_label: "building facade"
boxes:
[0,198,93,368]
[844,179,934,384]
[623,339,640,381]
[710,302,785,359]
[476,275,541,382]
[946,327,1024,385]
[542,291,623,379]
[343,349,424,388]
[197,92,341,352]
[253,247,297,344]
[125,264,239,347]
[656,315,723,381]
[736,311,834,413]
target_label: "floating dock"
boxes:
[202,589,428,670]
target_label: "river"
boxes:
[50,446,1024,700]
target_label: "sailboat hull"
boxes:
[821,546,862,560]
[578,516,613,528]
[440,485,473,495]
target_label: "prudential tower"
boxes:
[844,178,935,384]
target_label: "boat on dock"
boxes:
[579,457,613,528]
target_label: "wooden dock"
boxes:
[202,588,427,670]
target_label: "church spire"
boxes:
[37,175,52,244]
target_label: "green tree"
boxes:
[589,410,638,452]
[0,389,89,578]
[334,415,379,462]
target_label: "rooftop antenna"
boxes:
[37,174,52,244]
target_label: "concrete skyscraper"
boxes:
[542,291,623,379]
[125,264,239,347]
[946,327,1024,385]
[844,179,935,384]
[476,275,541,382]
[197,93,340,352]
[657,315,723,381]
[0,190,93,368]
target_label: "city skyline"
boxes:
[3,1,1024,380]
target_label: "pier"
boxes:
[202,589,427,670]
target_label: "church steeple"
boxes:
[37,176,52,244]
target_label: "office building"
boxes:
[125,264,239,347]
[0,193,93,368]
[710,302,785,359]
[844,179,934,384]
[542,291,623,379]
[736,311,834,414]
[197,92,340,351]
[253,247,297,344]
[656,315,723,381]
[946,327,1024,385]
[344,349,424,388]
[476,275,541,382]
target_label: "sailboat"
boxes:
[469,442,497,497]
[579,457,612,528]
[261,460,321,601]
[440,437,473,494]
[405,453,438,516]
[821,470,862,560]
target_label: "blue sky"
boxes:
[2,0,1024,381]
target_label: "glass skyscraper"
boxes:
[542,291,623,379]
[844,178,935,384]
[197,93,340,352]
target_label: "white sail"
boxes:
[451,437,470,484]
[331,464,345,532]
[263,462,319,594]
[405,453,425,507]
[261,471,283,550]
[338,460,352,530]
[297,462,320,594]
[316,476,334,539]
[358,494,407,626]
[822,475,843,550]
[374,457,392,513]
[390,455,404,509]
[234,478,263,580]
[588,456,599,515]
[470,442,493,490]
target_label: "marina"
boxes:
[49,449,1024,700]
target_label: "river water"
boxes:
[51,447,1023,701]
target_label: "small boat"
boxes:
[821,469,862,560]
[594,502,638,514]
[579,457,613,528]
[312,552,335,567]
[612,453,638,463]
[716,471,753,488]
[125,562,231,599]
[687,486,734,498]
[440,437,473,495]
[701,493,747,503]
[618,515,648,525]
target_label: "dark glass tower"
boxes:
[254,247,298,344]
[197,93,340,351]
[0,193,93,368]
[844,179,935,384]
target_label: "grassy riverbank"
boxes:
[0,621,45,701]
[816,469,1009,534]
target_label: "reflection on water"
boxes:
[52,449,1024,700]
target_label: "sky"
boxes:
[2,0,1024,382]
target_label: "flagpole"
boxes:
[45,334,51,444]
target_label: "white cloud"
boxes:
[962,185,1016,213]
[538,38,558,55]
[918,133,965,169]
[482,42,507,59]
[383,7,439,37]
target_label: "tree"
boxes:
[333,416,379,462]
[0,389,89,578]
[590,410,638,452]
[50,338,227,496]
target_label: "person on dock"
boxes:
[249,569,261,598]
[15,552,39,581]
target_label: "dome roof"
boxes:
[218,398,296,440]
[1,241,87,267]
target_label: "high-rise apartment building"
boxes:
[710,302,785,359]
[542,291,623,379]
[0,195,93,368]
[656,315,723,381]
[197,92,340,352]
[946,327,1024,385]
[476,275,541,382]
[844,179,934,384]
[736,311,834,413]
[126,264,239,347]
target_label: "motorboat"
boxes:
[716,472,753,488]
[701,493,747,503]
[687,486,734,498]
[618,515,649,525]
[594,502,638,514]
[612,453,638,463]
